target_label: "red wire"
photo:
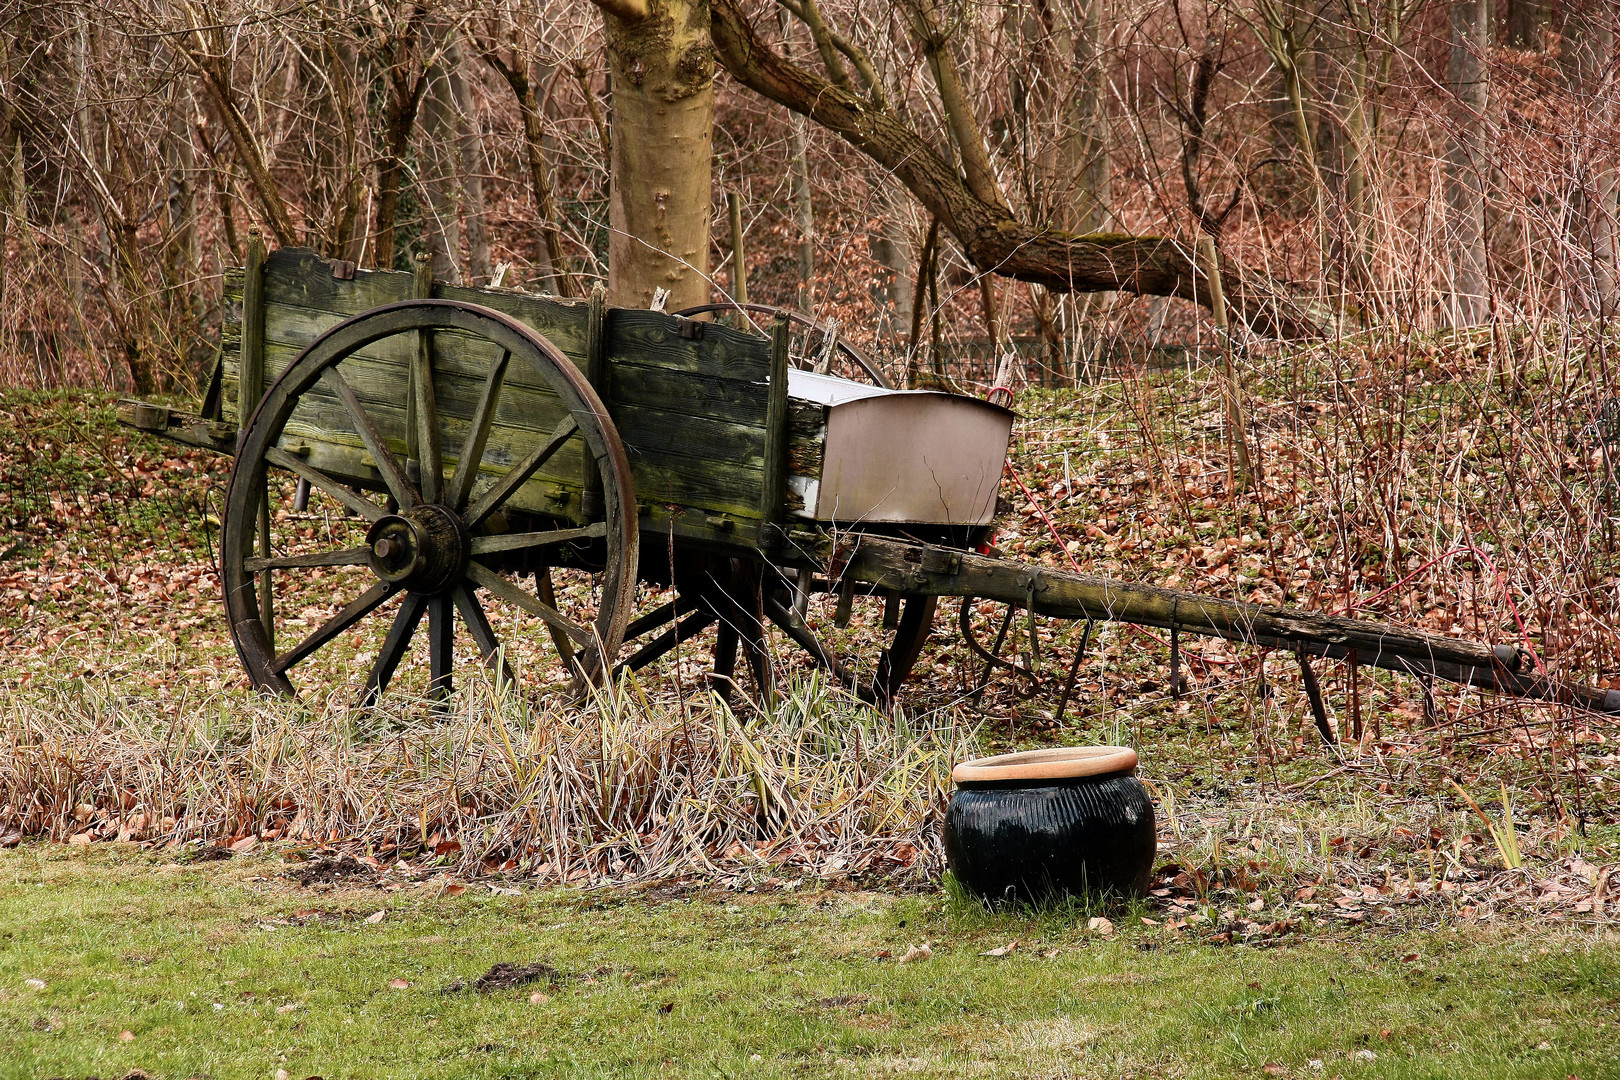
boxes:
[1333,544,1547,676]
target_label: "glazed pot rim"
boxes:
[951,746,1138,784]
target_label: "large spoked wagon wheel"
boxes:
[222,300,638,706]
[671,302,890,388]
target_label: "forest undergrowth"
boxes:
[1,330,1617,941]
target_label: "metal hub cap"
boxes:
[365,504,467,594]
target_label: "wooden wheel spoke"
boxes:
[271,580,398,674]
[623,599,679,642]
[428,594,454,698]
[533,568,577,667]
[465,560,593,648]
[359,592,426,708]
[464,415,578,529]
[451,584,517,687]
[245,546,371,573]
[413,322,444,504]
[447,347,512,511]
[264,448,385,522]
[763,593,852,685]
[320,367,416,509]
[468,522,606,556]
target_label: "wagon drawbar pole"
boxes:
[781,529,1620,715]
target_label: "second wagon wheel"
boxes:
[754,568,938,706]
[222,300,638,705]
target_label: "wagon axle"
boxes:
[364,506,469,594]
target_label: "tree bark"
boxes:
[710,0,1335,338]
[180,23,301,246]
[481,50,574,295]
[1044,0,1108,233]
[777,14,816,310]
[1563,4,1617,318]
[370,17,430,271]
[315,30,368,264]
[421,43,462,282]
[445,37,492,285]
[602,0,714,309]
[869,175,916,345]
[1445,0,1492,326]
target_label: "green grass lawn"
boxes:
[3,845,1616,1079]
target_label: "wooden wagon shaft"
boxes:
[784,530,1620,715]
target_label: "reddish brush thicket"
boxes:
[0,0,1614,392]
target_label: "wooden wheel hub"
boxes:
[365,505,467,594]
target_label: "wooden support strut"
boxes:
[582,283,607,520]
[240,231,273,649]
[783,530,1620,715]
[758,315,790,551]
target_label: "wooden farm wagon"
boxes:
[120,240,1620,725]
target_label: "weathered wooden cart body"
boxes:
[208,248,1010,546]
[121,242,1620,721]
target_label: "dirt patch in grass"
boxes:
[290,852,379,887]
[465,961,571,993]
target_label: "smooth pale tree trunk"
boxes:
[421,60,462,282]
[1047,0,1107,234]
[869,175,916,346]
[444,37,492,285]
[165,90,202,326]
[1446,0,1492,327]
[788,115,814,309]
[778,10,815,310]
[602,0,714,309]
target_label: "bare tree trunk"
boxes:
[1253,1,1328,273]
[778,10,815,310]
[601,0,713,309]
[1506,0,1543,48]
[316,31,368,264]
[1047,0,1108,233]
[445,37,492,285]
[371,20,429,271]
[164,89,202,321]
[1564,4,1617,318]
[421,52,462,282]
[0,22,23,309]
[1446,0,1492,327]
[178,14,301,246]
[870,176,915,346]
[480,45,573,295]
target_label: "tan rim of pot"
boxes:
[951,746,1138,784]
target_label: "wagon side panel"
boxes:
[600,309,775,531]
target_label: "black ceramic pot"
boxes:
[943,747,1156,905]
